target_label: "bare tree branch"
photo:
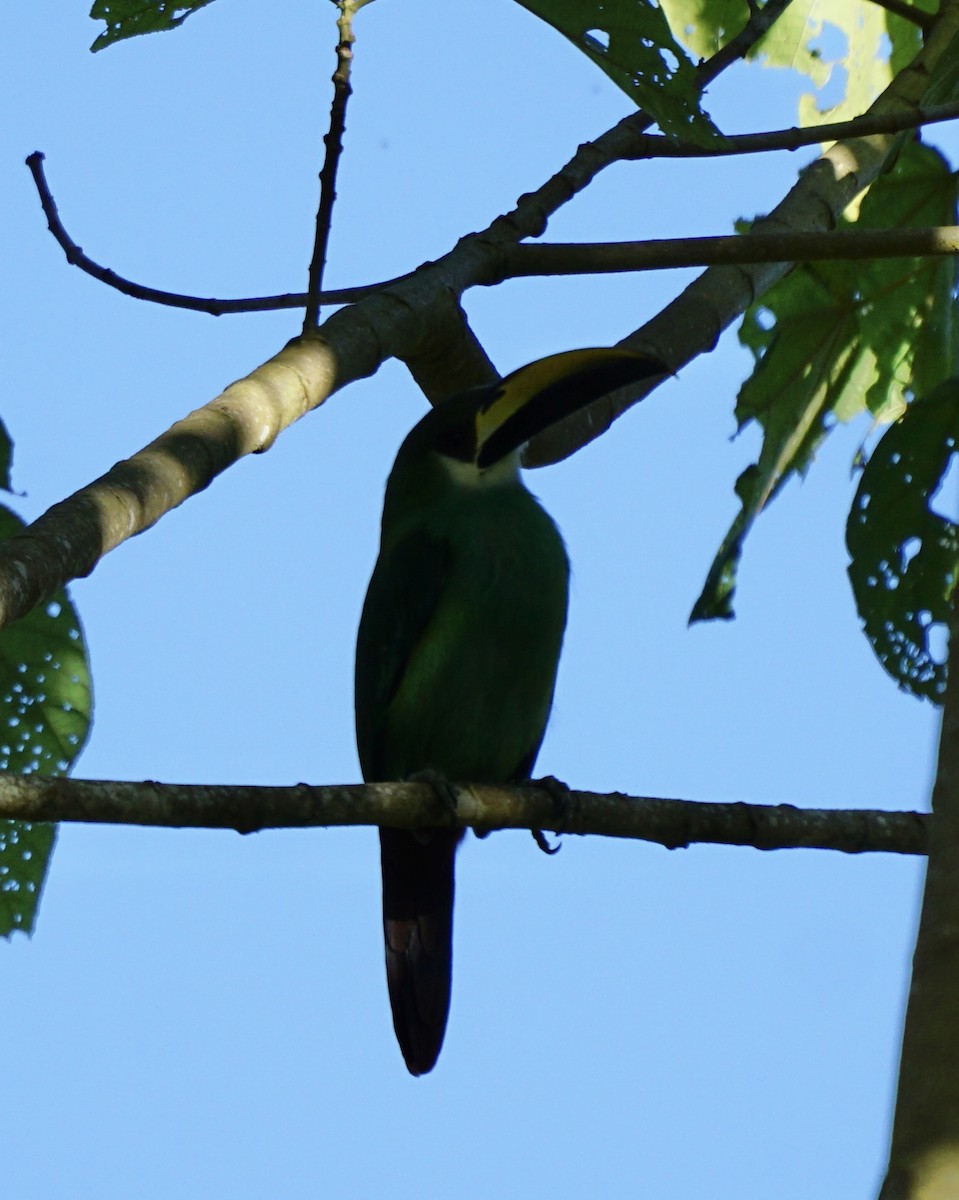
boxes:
[30,98,959,321]
[10,0,958,625]
[0,772,928,855]
[304,0,359,331]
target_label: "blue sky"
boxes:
[2,2,948,1197]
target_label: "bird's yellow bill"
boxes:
[474,347,669,468]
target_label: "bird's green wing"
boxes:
[354,526,451,782]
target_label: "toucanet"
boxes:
[354,347,668,1074]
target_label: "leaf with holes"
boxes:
[516,0,720,144]
[0,506,93,936]
[90,0,218,51]
[847,378,959,703]
[692,142,959,622]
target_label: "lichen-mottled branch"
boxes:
[0,337,340,629]
[0,772,928,855]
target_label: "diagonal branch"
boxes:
[0,337,339,629]
[8,14,805,629]
[0,772,929,855]
[398,292,501,402]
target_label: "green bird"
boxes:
[354,347,667,1075]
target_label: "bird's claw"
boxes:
[531,828,561,855]
[408,768,460,824]
[529,774,575,855]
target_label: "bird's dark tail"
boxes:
[379,827,462,1075]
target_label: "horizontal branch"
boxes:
[506,226,959,277]
[0,773,929,855]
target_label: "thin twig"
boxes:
[304,0,358,332]
[504,226,959,278]
[628,99,959,157]
[0,772,929,855]
[25,152,393,313]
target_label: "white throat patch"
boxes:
[441,450,522,489]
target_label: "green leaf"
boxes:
[692,143,959,623]
[846,379,959,703]
[515,0,721,144]
[90,0,218,51]
[0,823,57,939]
[888,6,932,81]
[920,28,959,107]
[0,506,94,936]
[656,0,749,62]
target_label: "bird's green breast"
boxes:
[355,476,569,785]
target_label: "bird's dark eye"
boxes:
[435,421,476,463]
